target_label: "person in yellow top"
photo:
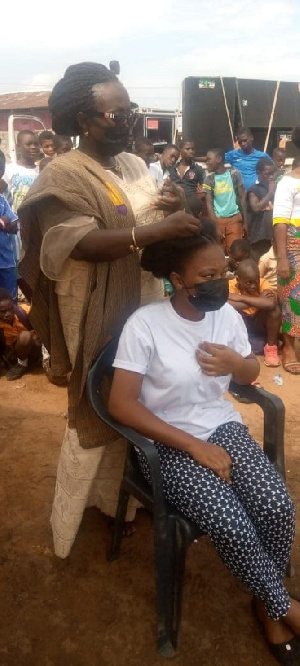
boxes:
[228,259,281,366]
[0,288,41,380]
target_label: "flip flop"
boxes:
[283,362,300,375]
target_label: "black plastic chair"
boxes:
[87,337,286,658]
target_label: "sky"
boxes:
[1,0,300,109]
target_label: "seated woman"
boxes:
[109,224,300,665]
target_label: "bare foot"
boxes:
[123,521,136,537]
[255,598,294,645]
[283,597,300,636]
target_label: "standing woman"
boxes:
[273,128,300,374]
[18,62,200,558]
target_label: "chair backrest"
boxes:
[87,336,156,454]
[87,336,120,425]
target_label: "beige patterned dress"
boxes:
[38,153,164,558]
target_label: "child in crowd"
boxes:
[0,288,41,380]
[203,148,248,253]
[0,130,39,299]
[228,259,281,366]
[39,130,55,160]
[54,134,73,155]
[169,139,204,203]
[39,134,73,172]
[259,244,277,291]
[134,137,155,167]
[149,144,180,188]
[0,195,18,301]
[0,130,40,214]
[247,157,277,261]
[272,147,287,181]
[228,238,251,274]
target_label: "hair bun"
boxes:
[48,62,117,136]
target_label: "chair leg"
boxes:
[169,522,189,651]
[107,484,130,562]
[155,519,177,658]
[154,517,189,658]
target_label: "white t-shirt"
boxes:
[3,163,39,212]
[113,299,252,441]
[149,162,170,188]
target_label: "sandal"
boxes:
[283,361,300,375]
[6,363,26,381]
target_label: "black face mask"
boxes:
[103,126,130,147]
[186,278,229,312]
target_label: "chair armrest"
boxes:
[229,381,285,479]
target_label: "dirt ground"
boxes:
[1,353,300,666]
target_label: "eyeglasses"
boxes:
[91,110,139,127]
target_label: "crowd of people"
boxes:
[1,60,300,665]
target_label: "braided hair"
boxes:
[141,221,219,281]
[48,62,118,136]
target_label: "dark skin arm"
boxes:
[228,291,276,311]
[153,178,186,213]
[204,191,218,224]
[248,180,276,213]
[0,178,7,194]
[274,223,292,279]
[196,343,259,384]
[0,215,17,234]
[237,184,248,235]
[71,210,201,262]
[109,368,232,483]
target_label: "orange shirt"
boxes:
[229,277,272,315]
[0,304,30,346]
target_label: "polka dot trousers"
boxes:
[138,422,295,620]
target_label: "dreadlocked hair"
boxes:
[48,62,118,136]
[141,220,219,281]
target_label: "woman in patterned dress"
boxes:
[273,130,300,374]
[18,62,199,558]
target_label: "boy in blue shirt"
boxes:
[225,127,271,191]
[0,194,18,301]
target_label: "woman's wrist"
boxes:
[230,351,247,378]
[134,220,165,247]
[184,436,207,459]
[232,355,259,384]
